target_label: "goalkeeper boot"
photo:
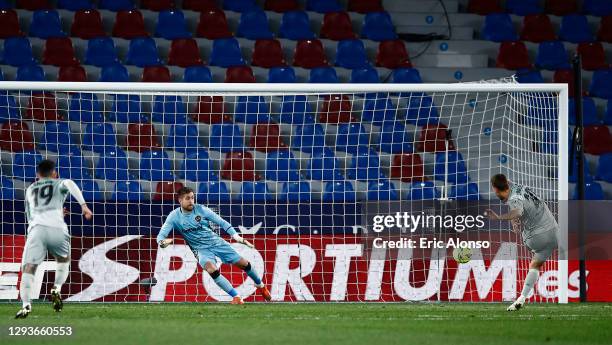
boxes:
[231,296,244,305]
[507,295,525,311]
[51,287,63,312]
[257,286,272,301]
[15,305,31,319]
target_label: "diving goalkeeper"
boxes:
[156,187,271,304]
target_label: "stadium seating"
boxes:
[309,67,339,83]
[545,0,577,15]
[351,67,380,83]
[249,123,288,152]
[392,68,422,84]
[155,10,191,39]
[68,93,104,123]
[82,123,118,153]
[95,147,132,181]
[559,15,593,43]
[449,183,480,200]
[126,123,161,152]
[223,0,258,12]
[292,123,326,153]
[361,97,395,124]
[569,97,601,126]
[25,93,62,121]
[265,150,301,181]
[0,10,23,38]
[39,121,80,154]
[405,96,440,125]
[29,10,65,38]
[361,12,397,41]
[192,96,228,123]
[434,151,469,184]
[319,95,352,123]
[225,66,256,83]
[109,94,147,123]
[506,0,542,15]
[16,65,45,81]
[335,123,369,153]
[183,0,218,11]
[2,37,36,66]
[306,148,344,180]
[335,39,371,69]
[577,42,608,71]
[265,0,299,12]
[85,38,119,67]
[154,181,184,201]
[12,150,43,181]
[279,11,315,40]
[482,14,518,42]
[56,155,92,180]
[165,123,201,153]
[237,10,274,40]
[209,38,246,67]
[198,181,231,202]
[208,124,244,152]
[0,93,20,123]
[589,70,612,99]
[234,96,270,123]
[323,181,356,202]
[535,41,570,70]
[142,65,171,82]
[279,181,312,202]
[277,95,315,123]
[184,66,213,83]
[196,8,232,39]
[113,10,148,38]
[379,122,413,154]
[0,121,35,152]
[181,149,218,182]
[151,95,189,123]
[321,12,356,41]
[376,40,412,69]
[221,151,259,181]
[468,0,503,15]
[58,65,87,82]
[42,38,79,67]
[99,64,130,82]
[252,39,286,68]
[584,0,612,16]
[409,181,439,200]
[367,180,399,201]
[239,181,272,202]
[520,14,556,42]
[390,153,425,182]
[598,16,612,42]
[348,0,384,13]
[345,147,384,181]
[417,124,455,152]
[138,149,175,181]
[99,0,135,11]
[126,38,162,67]
[306,0,343,13]
[584,126,612,155]
[573,182,604,200]
[0,176,16,199]
[496,41,531,70]
[58,0,92,10]
[71,10,105,39]
[293,39,329,68]
[112,180,144,201]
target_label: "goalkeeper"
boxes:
[156,187,271,304]
[486,174,559,312]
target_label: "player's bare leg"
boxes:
[15,263,37,319]
[233,258,271,301]
[50,255,70,312]
[508,258,544,311]
[204,261,243,304]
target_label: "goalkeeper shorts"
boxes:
[195,240,242,267]
[525,229,558,262]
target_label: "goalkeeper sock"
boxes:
[520,268,540,298]
[243,263,263,287]
[20,272,34,308]
[54,262,70,291]
[212,273,238,298]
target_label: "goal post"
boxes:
[0,81,568,303]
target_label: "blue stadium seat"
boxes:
[198,181,231,202]
[279,11,315,40]
[40,121,80,154]
[596,153,612,182]
[0,93,20,122]
[0,0,10,9]
[335,39,371,69]
[108,94,148,122]
[573,182,604,200]
[323,181,356,202]
[58,0,94,10]
[482,13,518,42]
[95,147,132,181]
[278,95,315,124]
[76,179,104,201]
[606,99,612,125]
[184,66,212,83]
[68,93,104,123]
[99,64,130,82]
[379,122,413,154]
[265,150,301,181]
[568,156,593,184]
[306,0,343,13]
[306,147,344,180]
[559,15,593,43]
[292,123,326,153]
[82,123,118,153]
[237,10,273,39]
[515,69,545,83]
[0,176,15,199]
[139,149,175,181]
[279,181,312,202]
[16,65,45,81]
[56,155,91,180]
[409,181,439,200]
[29,10,66,38]
[126,38,162,67]
[2,38,36,66]
[434,151,469,184]
[367,179,399,201]
[239,181,272,202]
[98,0,135,11]
[350,68,379,83]
[208,124,244,152]
[392,68,423,83]
[361,12,398,41]
[569,97,601,126]
[166,123,201,153]
[405,95,440,125]
[155,10,191,39]
[336,123,369,153]
[346,147,384,181]
[361,97,395,124]
[589,70,612,99]
[535,41,570,70]
[449,182,480,200]
[180,149,218,182]
[268,67,296,83]
[85,38,119,67]
[584,0,612,16]
[234,96,271,123]
[223,0,258,12]
[12,150,43,181]
[151,95,190,124]
[111,181,144,201]
[209,38,245,67]
[505,0,542,15]
[309,67,338,83]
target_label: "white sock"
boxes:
[520,268,540,299]
[53,262,70,292]
[20,272,34,308]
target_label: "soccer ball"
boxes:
[452,247,472,264]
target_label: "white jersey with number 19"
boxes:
[25,178,86,232]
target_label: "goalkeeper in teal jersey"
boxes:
[156,187,271,304]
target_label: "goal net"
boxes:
[0,81,568,303]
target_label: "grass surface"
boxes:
[0,303,610,345]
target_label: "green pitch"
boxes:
[0,303,610,345]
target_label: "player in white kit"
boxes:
[15,160,93,319]
[486,174,559,312]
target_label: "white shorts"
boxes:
[525,229,558,262]
[22,225,70,266]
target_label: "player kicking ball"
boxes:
[486,174,559,312]
[16,160,93,319]
[157,187,271,304]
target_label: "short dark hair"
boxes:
[177,186,194,198]
[491,173,509,191]
[36,159,56,177]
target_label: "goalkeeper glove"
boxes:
[232,234,254,248]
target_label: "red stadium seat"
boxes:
[293,40,329,68]
[225,66,256,83]
[127,123,161,152]
[142,66,171,82]
[375,40,412,69]
[320,12,356,41]
[545,0,578,16]
[319,95,353,124]
[153,181,184,201]
[496,41,531,70]
[26,93,62,121]
[348,0,384,13]
[520,14,556,42]
[192,96,231,124]
[597,16,612,43]
[577,42,608,71]
[17,0,51,10]
[0,10,23,38]
[183,0,219,11]
[390,153,425,182]
[142,0,175,11]
[584,126,612,155]
[71,10,106,39]
[265,0,299,12]
[252,39,286,68]
[42,37,79,67]
[249,123,288,152]
[58,65,87,82]
[417,124,456,153]
[168,38,204,67]
[221,151,260,181]
[467,0,503,15]
[113,10,149,39]
[0,121,35,152]
[196,9,233,39]
[553,69,578,96]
